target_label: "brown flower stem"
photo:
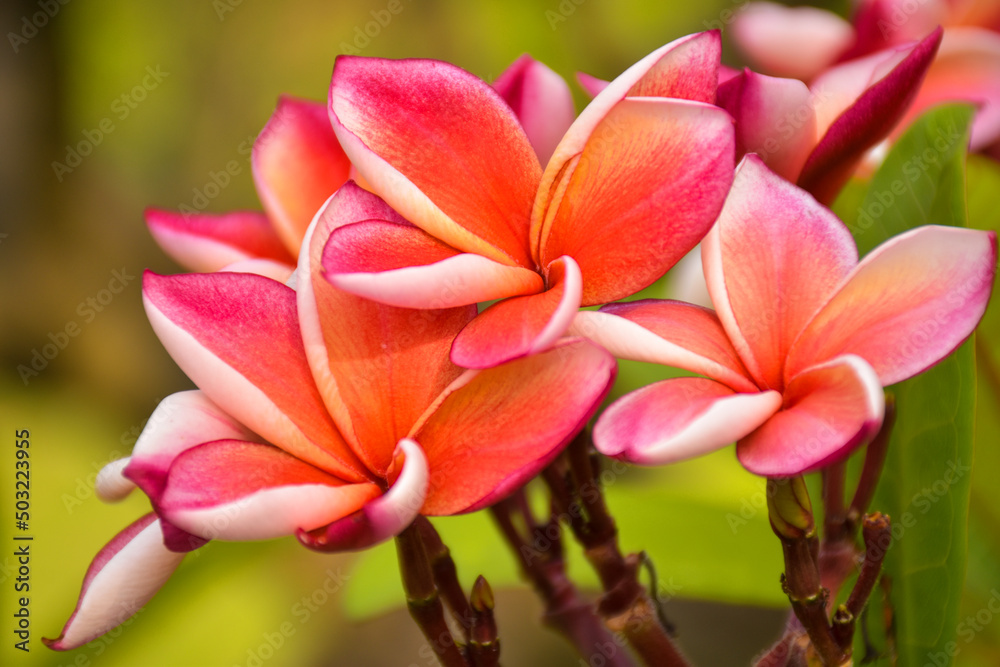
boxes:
[768,478,849,667]
[395,522,470,667]
[845,513,892,619]
[551,432,690,667]
[848,394,895,524]
[415,516,474,636]
[468,576,501,667]
[822,460,848,544]
[491,493,635,667]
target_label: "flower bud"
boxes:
[767,476,815,539]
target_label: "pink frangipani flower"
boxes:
[322,32,735,369]
[144,55,573,279]
[718,28,942,204]
[46,184,615,650]
[576,155,996,476]
[732,0,1000,153]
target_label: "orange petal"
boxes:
[297,183,477,476]
[329,56,540,267]
[414,339,615,515]
[252,96,352,254]
[538,98,735,305]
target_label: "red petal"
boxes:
[143,271,369,481]
[146,208,295,272]
[329,56,540,267]
[252,95,351,254]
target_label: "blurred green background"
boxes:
[3,0,998,665]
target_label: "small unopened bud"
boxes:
[469,575,499,666]
[767,476,814,539]
[470,575,495,612]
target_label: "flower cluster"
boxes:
[49,20,996,663]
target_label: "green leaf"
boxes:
[841,105,977,667]
[344,450,787,620]
[846,104,973,255]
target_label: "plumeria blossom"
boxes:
[322,31,735,369]
[718,28,941,204]
[732,0,1000,153]
[575,156,995,476]
[46,184,615,650]
[145,56,574,280]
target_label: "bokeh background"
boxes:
[3,0,999,665]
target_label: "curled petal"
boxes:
[703,156,857,390]
[738,355,884,476]
[415,339,616,515]
[493,54,577,166]
[124,391,257,502]
[160,440,380,541]
[450,255,581,369]
[731,1,855,80]
[594,378,781,465]
[44,515,186,651]
[252,95,352,254]
[786,225,997,386]
[330,56,539,267]
[801,28,942,203]
[323,218,543,309]
[143,271,369,482]
[571,300,757,393]
[297,439,429,552]
[537,98,735,304]
[145,209,295,273]
[96,458,135,502]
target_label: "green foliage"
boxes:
[837,105,978,667]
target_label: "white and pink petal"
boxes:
[738,355,885,476]
[786,225,997,386]
[594,378,782,466]
[159,440,380,541]
[44,514,186,651]
[298,439,430,551]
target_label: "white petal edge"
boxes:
[595,388,782,465]
[163,482,375,542]
[327,253,544,309]
[46,516,184,650]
